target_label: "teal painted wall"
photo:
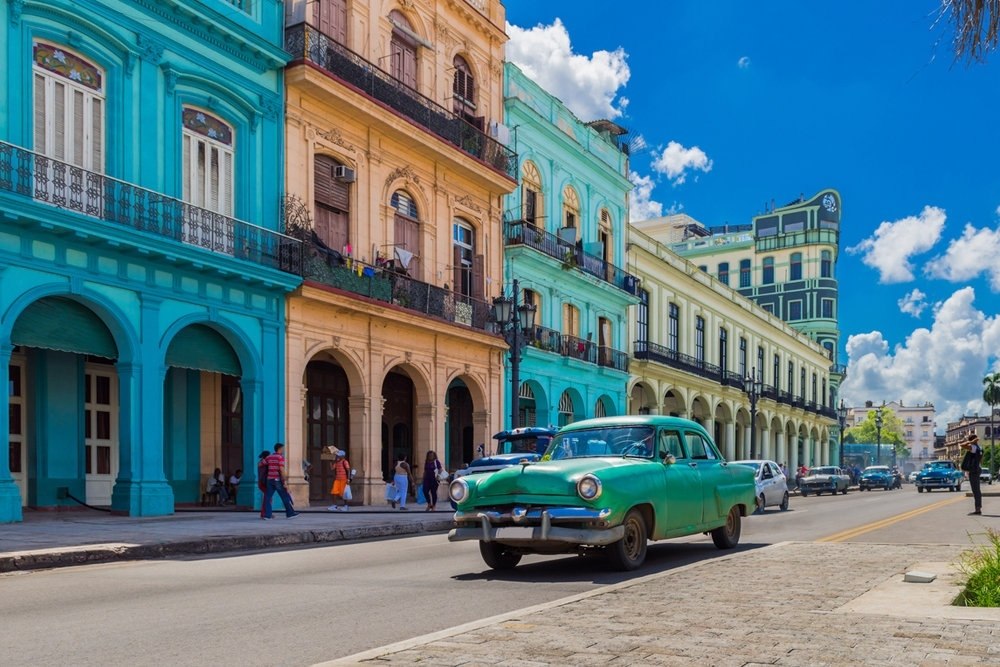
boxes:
[502,63,637,429]
[0,0,299,522]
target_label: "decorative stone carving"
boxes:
[260,95,281,121]
[317,127,355,152]
[136,33,164,64]
[161,64,178,94]
[385,164,419,187]
[8,0,24,26]
[454,194,482,213]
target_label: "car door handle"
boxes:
[688,462,698,468]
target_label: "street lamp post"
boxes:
[874,402,884,466]
[745,367,762,459]
[837,399,848,469]
[491,279,537,430]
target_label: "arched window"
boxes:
[521,161,543,226]
[182,108,235,222]
[388,10,418,89]
[790,252,803,281]
[452,55,476,114]
[562,185,580,231]
[313,154,351,254]
[762,256,774,285]
[558,390,575,426]
[391,189,420,278]
[594,399,607,418]
[821,250,832,278]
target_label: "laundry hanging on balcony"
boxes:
[393,247,414,270]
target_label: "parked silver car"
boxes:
[981,469,993,485]
[799,466,850,496]
[732,459,789,513]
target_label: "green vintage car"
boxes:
[448,416,756,571]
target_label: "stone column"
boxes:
[761,426,771,461]
[724,421,736,461]
[348,395,373,504]
[283,383,309,509]
[0,344,22,522]
[789,432,799,476]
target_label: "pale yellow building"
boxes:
[281,0,516,505]
[628,227,836,471]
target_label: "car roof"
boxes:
[492,427,557,440]
[558,415,710,436]
[731,459,777,465]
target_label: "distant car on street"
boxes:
[732,459,790,513]
[859,465,900,491]
[907,470,919,484]
[914,460,964,493]
[980,469,993,485]
[798,466,850,496]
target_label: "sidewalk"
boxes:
[0,504,453,573]
[329,541,1000,666]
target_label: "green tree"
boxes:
[984,372,1000,474]
[844,407,910,462]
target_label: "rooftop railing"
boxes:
[504,220,639,295]
[0,141,301,274]
[284,22,516,180]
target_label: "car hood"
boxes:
[917,468,954,478]
[472,457,639,498]
[467,453,541,470]
[861,471,889,478]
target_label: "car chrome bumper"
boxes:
[915,480,954,487]
[449,506,623,545]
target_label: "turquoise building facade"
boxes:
[501,62,638,429]
[0,0,299,522]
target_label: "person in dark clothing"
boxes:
[421,450,444,511]
[256,451,270,518]
[960,433,984,515]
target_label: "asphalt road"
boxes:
[0,484,991,666]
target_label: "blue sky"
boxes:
[504,1,1000,429]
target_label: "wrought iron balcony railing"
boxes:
[504,221,639,294]
[0,141,302,274]
[299,239,492,330]
[284,22,516,180]
[528,325,628,371]
[632,341,720,382]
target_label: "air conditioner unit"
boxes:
[333,165,356,183]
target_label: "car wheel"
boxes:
[711,506,742,549]
[755,494,766,515]
[479,541,522,571]
[779,491,789,511]
[801,490,809,497]
[956,482,962,492]
[607,508,648,571]
[917,487,924,493]
[841,487,848,495]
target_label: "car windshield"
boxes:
[497,436,549,456]
[926,461,951,468]
[545,426,656,460]
[864,466,890,473]
[809,467,838,475]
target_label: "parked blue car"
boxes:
[914,460,964,493]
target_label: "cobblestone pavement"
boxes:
[331,542,1000,666]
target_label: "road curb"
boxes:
[0,519,454,573]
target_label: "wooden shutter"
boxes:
[471,254,484,301]
[394,214,420,278]
[452,244,462,294]
[314,155,350,212]
[33,74,46,154]
[524,189,536,224]
[316,0,347,43]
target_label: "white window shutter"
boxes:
[53,80,66,161]
[33,74,46,154]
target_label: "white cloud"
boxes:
[924,223,1000,291]
[898,289,928,317]
[839,287,1000,430]
[650,141,713,185]
[628,171,663,222]
[506,19,630,121]
[738,56,751,69]
[846,205,946,283]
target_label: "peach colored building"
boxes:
[281,0,516,505]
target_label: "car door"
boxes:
[769,462,787,498]
[759,461,775,504]
[685,430,727,525]
[658,429,703,535]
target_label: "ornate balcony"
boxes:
[632,341,720,382]
[504,221,639,294]
[0,141,301,274]
[528,325,628,372]
[295,232,492,330]
[284,22,516,180]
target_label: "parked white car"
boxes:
[981,469,993,485]
[732,459,789,513]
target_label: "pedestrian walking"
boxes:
[960,433,983,515]
[422,450,444,511]
[256,450,269,518]
[327,447,352,512]
[262,443,300,520]
[391,454,415,510]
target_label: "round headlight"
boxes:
[577,474,602,500]
[449,478,469,503]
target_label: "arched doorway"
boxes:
[446,378,474,471]
[381,369,415,480]
[8,296,122,507]
[305,360,350,501]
